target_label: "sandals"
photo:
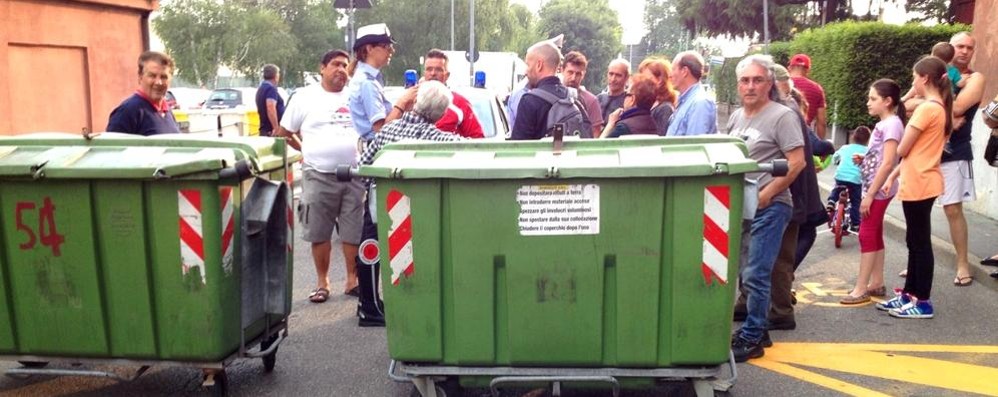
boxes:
[308,288,330,303]
[953,275,974,287]
[840,293,870,305]
[345,286,360,297]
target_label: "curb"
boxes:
[816,181,998,293]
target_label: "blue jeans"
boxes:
[738,202,792,343]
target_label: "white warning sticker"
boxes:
[516,184,600,236]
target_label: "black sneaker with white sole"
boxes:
[731,335,765,362]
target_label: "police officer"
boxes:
[346,23,415,327]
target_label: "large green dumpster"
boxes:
[364,136,760,370]
[0,133,295,364]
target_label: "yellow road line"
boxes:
[759,343,998,396]
[750,359,893,397]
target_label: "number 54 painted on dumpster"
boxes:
[14,197,66,257]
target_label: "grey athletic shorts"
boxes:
[299,169,365,245]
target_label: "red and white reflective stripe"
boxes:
[178,189,207,284]
[386,189,414,286]
[220,187,235,276]
[702,185,731,285]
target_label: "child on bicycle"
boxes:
[826,126,870,232]
[841,79,905,305]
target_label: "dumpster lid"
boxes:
[360,135,759,179]
[0,132,298,179]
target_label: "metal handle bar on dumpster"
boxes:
[758,159,789,177]
[218,159,255,181]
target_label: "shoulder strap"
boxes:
[528,88,561,105]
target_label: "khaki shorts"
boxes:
[940,160,976,206]
[299,169,365,245]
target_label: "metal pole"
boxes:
[451,0,455,51]
[348,0,356,51]
[763,0,770,53]
[469,0,475,85]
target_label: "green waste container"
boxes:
[0,133,297,388]
[366,136,767,395]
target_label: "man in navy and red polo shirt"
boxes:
[106,51,181,136]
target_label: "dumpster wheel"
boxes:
[260,334,280,373]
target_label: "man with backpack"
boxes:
[510,40,591,140]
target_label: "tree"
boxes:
[152,0,310,87]
[906,0,950,23]
[640,0,693,59]
[264,0,345,86]
[354,0,516,85]
[225,7,296,80]
[537,0,623,91]
[153,0,233,87]
[504,4,545,55]
[675,0,810,40]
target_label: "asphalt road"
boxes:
[2,214,996,397]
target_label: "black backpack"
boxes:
[528,88,594,139]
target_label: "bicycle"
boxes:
[827,185,853,248]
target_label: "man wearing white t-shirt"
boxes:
[279,49,365,305]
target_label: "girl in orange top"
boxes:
[877,56,952,319]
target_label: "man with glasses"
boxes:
[667,51,717,136]
[725,55,805,362]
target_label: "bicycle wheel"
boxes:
[834,203,846,248]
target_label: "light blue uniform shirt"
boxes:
[667,83,717,136]
[348,61,392,142]
[832,143,867,185]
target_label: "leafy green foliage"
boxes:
[640,0,693,59]
[714,22,969,130]
[155,0,340,88]
[354,0,517,85]
[538,0,623,90]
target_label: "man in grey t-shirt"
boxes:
[726,55,805,363]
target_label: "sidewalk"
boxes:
[816,166,998,291]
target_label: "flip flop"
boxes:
[345,286,360,297]
[953,276,973,287]
[308,288,330,303]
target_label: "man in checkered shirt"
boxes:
[353,80,464,326]
[361,80,466,165]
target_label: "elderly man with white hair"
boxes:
[350,81,465,328]
[360,80,466,165]
[725,54,805,363]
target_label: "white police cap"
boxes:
[354,23,396,50]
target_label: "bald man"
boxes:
[597,59,630,121]
[941,31,986,285]
[511,41,569,140]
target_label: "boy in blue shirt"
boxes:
[826,126,870,231]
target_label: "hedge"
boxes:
[715,21,970,129]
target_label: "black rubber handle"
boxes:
[219,160,254,181]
